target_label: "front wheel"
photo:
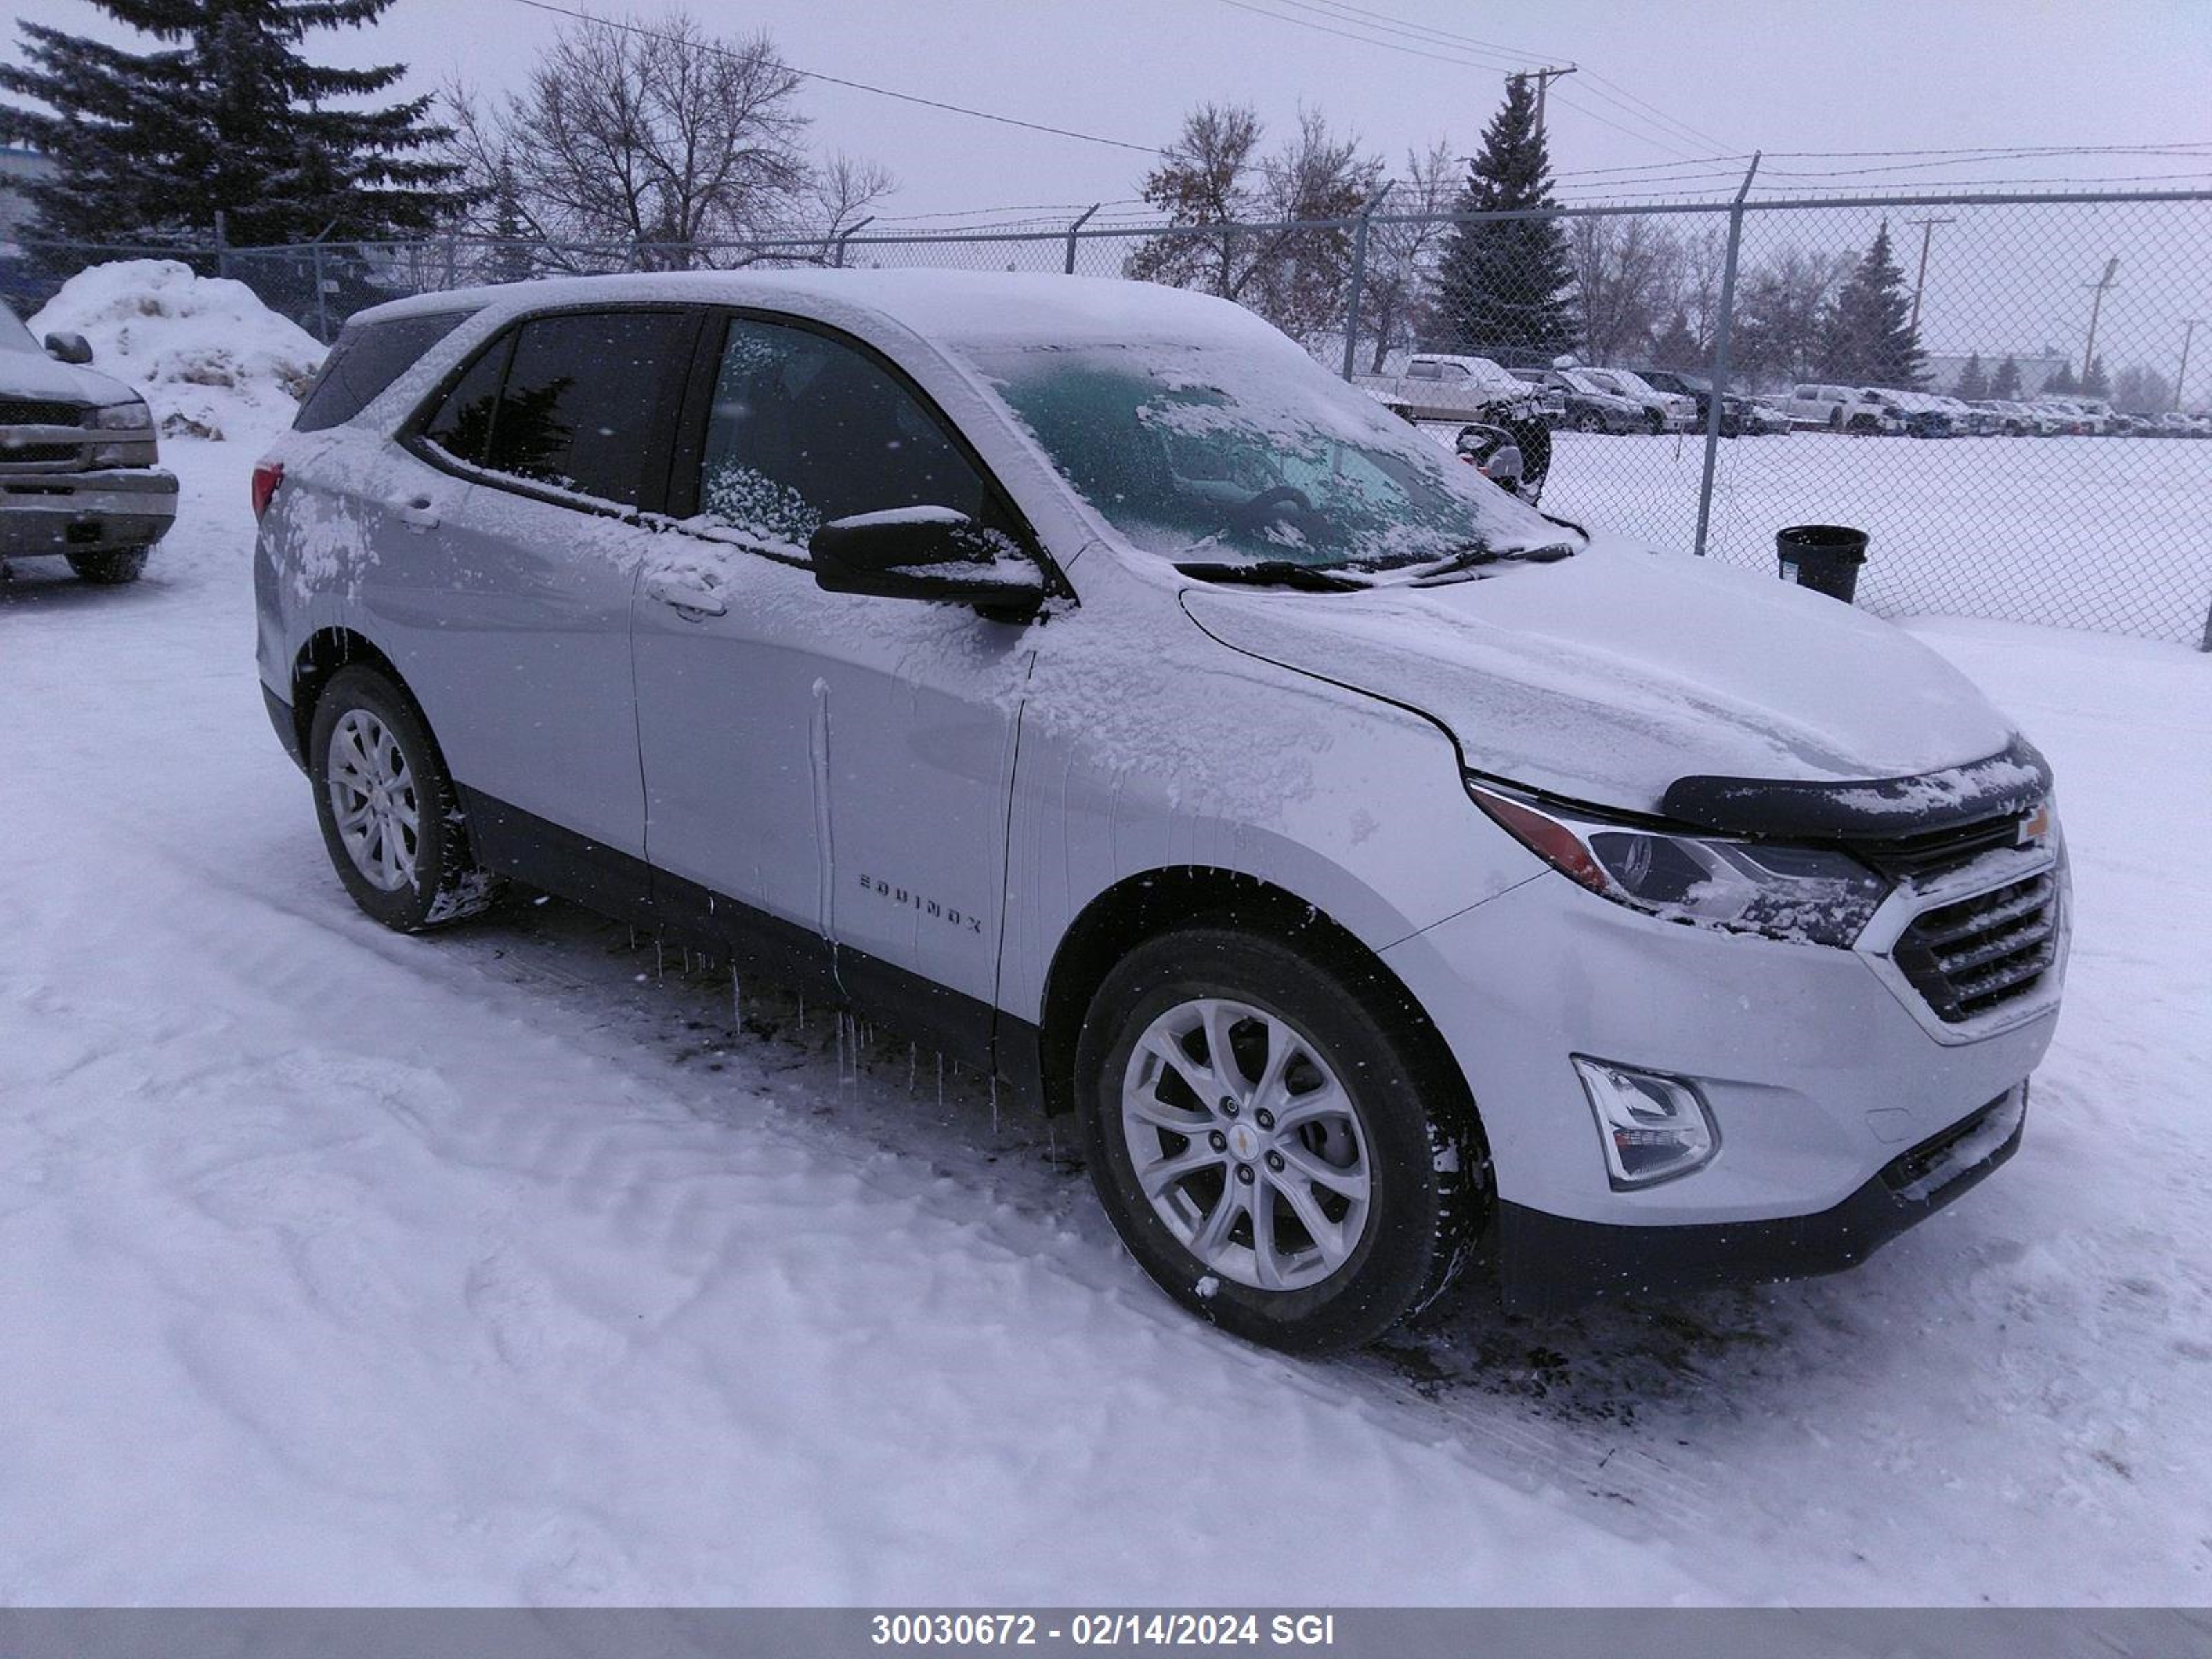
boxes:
[1573,410,1604,433]
[308,665,498,931]
[1076,926,1485,1354]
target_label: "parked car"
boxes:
[256,271,2068,1355]
[1970,399,2054,436]
[2026,400,2088,435]
[0,299,177,583]
[1781,383,1903,433]
[1577,366,1698,433]
[1635,368,1790,437]
[1514,366,1645,433]
[1353,353,1555,427]
[1864,388,1957,438]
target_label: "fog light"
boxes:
[1573,1057,1718,1189]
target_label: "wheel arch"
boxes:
[1034,865,1484,1158]
[290,628,416,762]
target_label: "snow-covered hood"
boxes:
[0,346,139,409]
[1179,541,2021,823]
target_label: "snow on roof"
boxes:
[356,268,1282,353]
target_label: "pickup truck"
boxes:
[1353,353,1559,427]
[1780,383,1904,435]
[0,301,176,583]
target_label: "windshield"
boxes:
[0,303,40,355]
[966,337,1565,571]
[1600,368,1660,398]
[1557,368,1612,397]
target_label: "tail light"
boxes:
[251,459,283,520]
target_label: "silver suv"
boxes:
[0,301,175,582]
[254,272,2068,1353]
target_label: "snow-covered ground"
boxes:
[6,411,2211,1606]
[1432,424,2212,646]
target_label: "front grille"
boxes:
[1854,807,2034,881]
[0,400,86,428]
[1893,872,2059,1022]
[0,442,84,465]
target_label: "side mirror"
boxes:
[44,331,93,365]
[810,507,1047,611]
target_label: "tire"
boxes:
[1573,410,1604,434]
[1828,407,1844,431]
[1848,413,1878,433]
[1644,409,1666,435]
[67,547,149,584]
[1076,925,1486,1355]
[307,664,498,932]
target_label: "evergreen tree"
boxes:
[2045,361,2079,395]
[1991,355,2023,400]
[1427,77,1575,358]
[1649,308,1700,370]
[1956,352,1989,401]
[1814,221,1926,387]
[0,1,465,247]
[2082,354,2111,398]
[486,156,534,285]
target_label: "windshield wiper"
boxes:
[1174,559,1364,592]
[1387,539,1578,581]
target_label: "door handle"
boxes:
[395,494,440,532]
[644,573,727,616]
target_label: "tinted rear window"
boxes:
[294,310,474,432]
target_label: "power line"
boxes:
[504,0,1157,155]
[1209,0,1727,164]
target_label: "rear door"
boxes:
[632,310,1044,1053]
[381,306,701,883]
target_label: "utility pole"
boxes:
[1512,64,1578,140]
[1904,215,1954,335]
[2177,317,2204,412]
[2081,256,2120,386]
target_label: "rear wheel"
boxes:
[308,665,497,932]
[1076,926,1485,1355]
[67,547,149,584]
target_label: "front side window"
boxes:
[689,316,993,556]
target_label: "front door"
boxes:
[632,312,1042,1053]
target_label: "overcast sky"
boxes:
[10,0,2210,221]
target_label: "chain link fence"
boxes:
[11,184,2210,646]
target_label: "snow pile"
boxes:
[29,259,323,442]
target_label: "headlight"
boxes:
[1467,780,1891,948]
[97,400,153,430]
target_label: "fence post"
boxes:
[1693,152,1761,559]
[214,210,229,281]
[1339,181,1391,382]
[2199,587,2212,653]
[310,240,330,344]
[833,216,874,269]
[1063,203,1100,274]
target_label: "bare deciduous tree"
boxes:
[1357,135,1456,372]
[1127,102,1380,345]
[1571,214,1679,364]
[441,9,890,269]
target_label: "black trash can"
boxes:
[1776,523,1868,603]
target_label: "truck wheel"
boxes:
[66,548,149,584]
[1644,409,1666,434]
[308,665,498,932]
[1076,926,1486,1355]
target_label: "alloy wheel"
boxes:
[326,708,419,892]
[1120,997,1372,1292]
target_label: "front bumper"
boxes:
[1497,1085,2027,1314]
[0,467,178,558]
[1381,859,2062,1311]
